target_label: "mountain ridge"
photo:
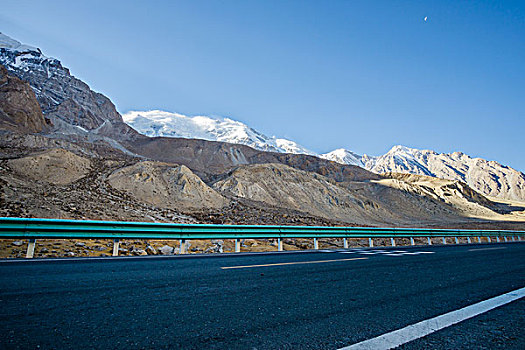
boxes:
[123,109,525,202]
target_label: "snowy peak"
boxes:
[320,145,525,202]
[0,32,56,71]
[0,32,39,53]
[319,148,364,167]
[123,110,316,155]
[369,146,525,202]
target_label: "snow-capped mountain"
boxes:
[319,149,364,167]
[322,145,525,202]
[123,110,315,155]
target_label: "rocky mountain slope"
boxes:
[0,32,139,146]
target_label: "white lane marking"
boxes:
[340,250,434,257]
[339,286,525,350]
[468,247,507,252]
[221,257,367,269]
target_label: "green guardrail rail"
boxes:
[1,217,523,258]
[1,217,524,239]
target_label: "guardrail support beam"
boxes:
[467,237,471,244]
[278,238,283,251]
[26,239,36,258]
[455,237,459,244]
[427,237,432,245]
[442,237,446,245]
[477,236,481,243]
[368,238,373,247]
[487,236,491,243]
[112,239,119,257]
[410,237,415,246]
[233,239,239,253]
[496,236,500,243]
[390,238,395,247]
[313,238,319,250]
[504,236,508,242]
[343,238,348,249]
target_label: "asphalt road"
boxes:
[0,242,524,349]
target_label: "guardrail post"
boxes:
[278,238,283,251]
[410,237,415,246]
[368,238,373,247]
[512,236,515,241]
[343,238,348,249]
[26,239,36,258]
[477,236,481,243]
[487,236,491,243]
[234,239,240,253]
[496,236,500,243]
[427,237,432,245]
[313,238,319,250]
[467,237,471,244]
[180,239,187,254]
[442,237,446,245]
[112,239,119,257]
[504,236,508,242]
[455,237,459,244]
[390,238,395,247]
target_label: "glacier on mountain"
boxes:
[123,110,316,155]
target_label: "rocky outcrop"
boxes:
[107,161,228,210]
[0,65,46,133]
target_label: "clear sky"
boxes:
[1,0,524,171]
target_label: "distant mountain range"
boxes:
[124,110,525,202]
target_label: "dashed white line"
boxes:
[338,286,525,350]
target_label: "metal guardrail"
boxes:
[1,217,524,258]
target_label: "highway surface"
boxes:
[0,242,524,349]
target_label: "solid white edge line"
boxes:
[339,286,525,350]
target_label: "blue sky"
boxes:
[2,0,524,171]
